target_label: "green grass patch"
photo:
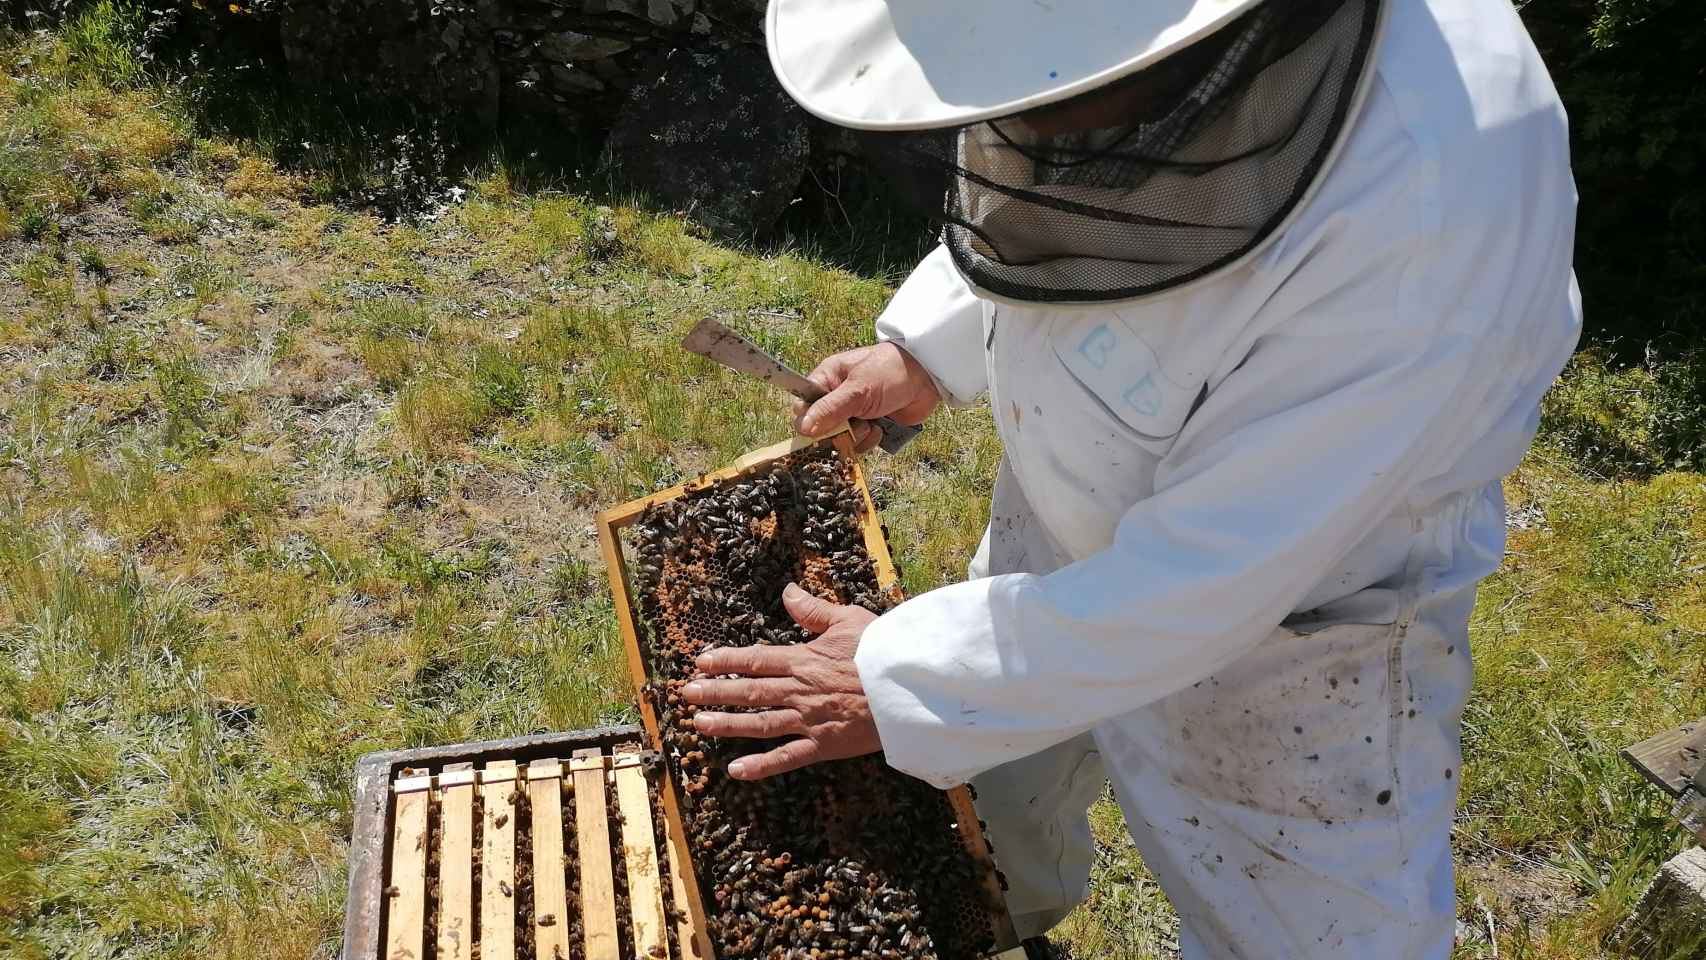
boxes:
[1541,349,1706,478]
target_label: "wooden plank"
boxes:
[612,752,668,960]
[345,755,393,960]
[596,520,719,960]
[598,511,658,748]
[1623,719,1705,798]
[656,766,714,960]
[385,775,431,960]
[480,760,518,960]
[596,429,852,529]
[347,729,642,960]
[527,759,571,960]
[437,764,477,960]
[572,749,621,960]
[661,808,705,960]
[837,430,903,599]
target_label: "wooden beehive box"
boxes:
[596,429,1021,960]
[343,727,705,960]
[340,432,1021,960]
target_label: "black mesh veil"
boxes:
[859,0,1384,303]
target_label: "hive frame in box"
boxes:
[596,428,1022,960]
[342,725,655,960]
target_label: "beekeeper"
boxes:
[681,0,1582,955]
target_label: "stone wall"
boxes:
[278,0,807,235]
[281,0,765,126]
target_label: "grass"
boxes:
[2,9,1704,960]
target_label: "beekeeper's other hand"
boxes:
[792,342,940,453]
[682,583,881,779]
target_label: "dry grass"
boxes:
[2,12,1704,960]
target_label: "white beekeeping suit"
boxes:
[767,0,1581,955]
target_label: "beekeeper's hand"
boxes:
[682,582,881,779]
[792,342,940,453]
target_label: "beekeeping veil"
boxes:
[768,0,1385,304]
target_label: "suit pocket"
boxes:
[1051,319,1203,456]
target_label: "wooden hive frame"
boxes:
[595,428,1021,960]
[343,726,703,960]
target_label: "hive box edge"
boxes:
[341,724,646,960]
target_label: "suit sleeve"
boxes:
[873,244,988,406]
[854,288,1495,787]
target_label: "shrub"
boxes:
[1539,348,1706,477]
[1521,0,1705,360]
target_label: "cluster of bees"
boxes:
[509,760,679,960]
[629,446,997,960]
[508,777,585,960]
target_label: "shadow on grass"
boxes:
[144,8,935,280]
[164,27,585,218]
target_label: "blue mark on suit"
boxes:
[1077,324,1118,369]
[1075,324,1166,419]
[1124,373,1162,416]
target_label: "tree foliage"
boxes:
[1520,0,1705,359]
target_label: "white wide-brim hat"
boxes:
[767,0,1269,132]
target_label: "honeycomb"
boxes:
[623,442,1009,960]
